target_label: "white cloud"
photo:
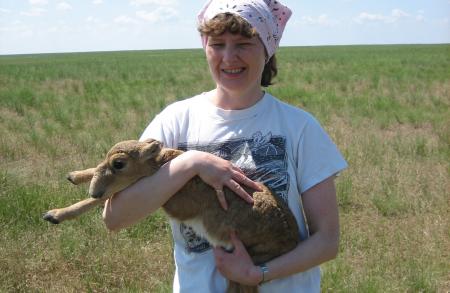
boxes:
[47,25,72,33]
[83,17,113,33]
[131,0,177,6]
[130,0,179,24]
[354,12,387,23]
[299,14,339,27]
[0,21,33,36]
[416,10,425,22]
[136,7,178,22]
[86,16,101,23]
[437,18,449,25]
[29,0,48,5]
[0,8,11,14]
[93,0,103,4]
[114,15,138,24]
[57,2,73,11]
[354,9,411,24]
[392,9,410,18]
[20,7,47,16]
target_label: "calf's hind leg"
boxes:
[67,168,96,185]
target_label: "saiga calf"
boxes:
[43,138,300,293]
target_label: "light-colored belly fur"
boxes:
[182,217,233,250]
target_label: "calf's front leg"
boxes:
[43,197,106,224]
[43,167,99,224]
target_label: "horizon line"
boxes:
[1,42,449,57]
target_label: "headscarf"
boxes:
[197,0,292,59]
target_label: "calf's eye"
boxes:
[113,160,125,170]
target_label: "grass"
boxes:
[1,44,449,292]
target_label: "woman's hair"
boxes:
[198,13,277,87]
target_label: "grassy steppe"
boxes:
[1,45,449,292]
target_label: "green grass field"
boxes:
[1,44,449,292]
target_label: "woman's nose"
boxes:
[222,45,238,62]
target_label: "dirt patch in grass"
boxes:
[39,78,86,97]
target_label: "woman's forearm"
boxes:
[261,228,339,282]
[102,151,198,231]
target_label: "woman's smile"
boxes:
[222,67,246,77]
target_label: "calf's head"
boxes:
[88,138,167,199]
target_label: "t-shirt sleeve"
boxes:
[139,111,175,148]
[296,115,348,194]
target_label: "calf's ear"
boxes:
[142,138,156,144]
[140,140,161,161]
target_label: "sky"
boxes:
[0,0,449,55]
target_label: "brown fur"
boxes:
[43,139,300,293]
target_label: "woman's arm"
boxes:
[103,150,260,231]
[213,176,339,285]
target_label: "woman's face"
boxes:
[205,32,266,97]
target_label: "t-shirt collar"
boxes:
[202,91,270,121]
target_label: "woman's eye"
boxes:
[112,161,125,170]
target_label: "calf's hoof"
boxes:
[43,212,60,224]
[66,173,77,185]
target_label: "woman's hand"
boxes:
[188,150,262,210]
[213,232,262,286]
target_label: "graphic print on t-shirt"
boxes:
[178,131,289,253]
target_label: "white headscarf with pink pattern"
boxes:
[198,0,292,59]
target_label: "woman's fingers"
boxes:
[213,231,260,286]
[232,165,245,175]
[225,179,254,205]
[216,167,262,207]
[192,151,262,209]
[215,188,228,211]
[230,231,246,251]
[231,169,263,191]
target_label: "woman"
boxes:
[103,0,348,292]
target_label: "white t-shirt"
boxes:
[140,91,348,293]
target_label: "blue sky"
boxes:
[0,0,449,55]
